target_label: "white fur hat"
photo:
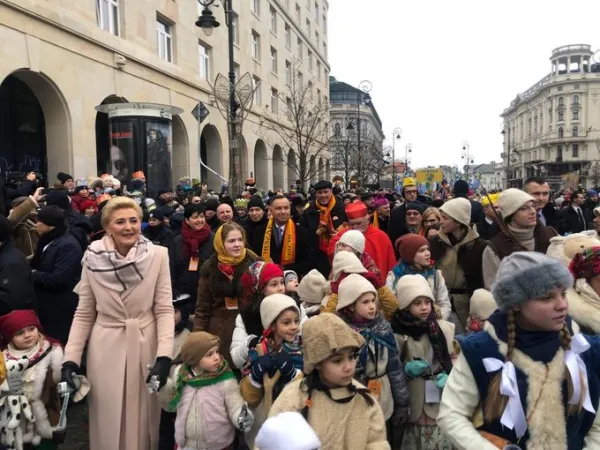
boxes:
[440,198,471,227]
[498,188,534,219]
[469,289,497,321]
[338,230,366,255]
[331,251,367,281]
[394,274,435,310]
[336,273,377,311]
[256,412,321,450]
[298,269,330,305]
[260,294,300,329]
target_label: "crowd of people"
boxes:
[0,169,599,449]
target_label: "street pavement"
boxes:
[63,401,89,450]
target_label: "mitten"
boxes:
[61,361,80,393]
[246,334,260,349]
[434,372,448,389]
[404,359,429,378]
[273,352,296,382]
[146,357,172,390]
[250,355,275,384]
[391,405,409,428]
[236,403,254,432]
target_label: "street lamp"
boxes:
[461,141,474,180]
[391,127,401,189]
[405,143,413,176]
[345,80,372,186]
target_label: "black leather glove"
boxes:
[146,356,172,389]
[274,352,296,382]
[250,355,275,384]
[61,361,80,392]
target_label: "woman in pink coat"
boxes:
[62,196,174,450]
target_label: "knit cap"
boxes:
[242,262,284,295]
[256,412,321,450]
[405,202,426,215]
[569,246,600,280]
[498,188,534,219]
[297,269,330,305]
[395,234,428,264]
[440,198,471,227]
[148,208,165,221]
[37,205,65,228]
[180,332,220,367]
[74,185,88,194]
[394,274,435,310]
[204,198,220,212]
[79,199,97,214]
[336,273,377,311]
[260,294,300,329]
[302,313,364,375]
[45,191,70,211]
[587,189,598,197]
[0,216,11,242]
[453,180,469,196]
[469,289,498,321]
[338,230,365,255]
[284,270,298,285]
[331,251,367,281]
[57,172,73,185]
[491,251,573,311]
[0,310,43,345]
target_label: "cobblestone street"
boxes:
[63,402,89,450]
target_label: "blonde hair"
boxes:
[417,207,441,234]
[483,309,583,423]
[100,197,143,229]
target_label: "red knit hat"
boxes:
[346,202,368,220]
[0,310,43,344]
[395,234,429,264]
[79,199,98,214]
[242,261,284,295]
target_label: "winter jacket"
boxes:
[192,253,258,366]
[70,193,90,213]
[168,232,214,303]
[394,319,455,423]
[386,264,452,320]
[7,196,38,258]
[0,240,35,314]
[269,378,390,450]
[65,211,92,251]
[31,232,82,344]
[567,279,600,335]
[142,224,175,248]
[474,216,500,241]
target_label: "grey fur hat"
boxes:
[491,251,573,310]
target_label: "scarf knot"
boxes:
[169,360,234,410]
[182,221,211,259]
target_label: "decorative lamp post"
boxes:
[461,141,474,180]
[404,143,413,176]
[391,127,402,189]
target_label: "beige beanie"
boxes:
[440,198,471,227]
[331,251,367,281]
[260,294,300,329]
[303,313,365,374]
[298,269,330,305]
[336,273,378,311]
[180,332,220,367]
[469,289,497,320]
[394,274,435,310]
[498,188,534,219]
[338,230,366,255]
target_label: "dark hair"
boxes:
[571,192,583,204]
[524,176,547,187]
[184,203,206,219]
[270,194,290,204]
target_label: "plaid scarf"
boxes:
[84,235,153,293]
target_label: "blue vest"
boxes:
[457,331,600,449]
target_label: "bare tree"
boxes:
[259,61,331,189]
[330,127,356,189]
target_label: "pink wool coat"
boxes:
[63,244,174,450]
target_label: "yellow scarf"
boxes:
[371,211,380,229]
[262,218,296,265]
[316,196,336,252]
[213,225,248,266]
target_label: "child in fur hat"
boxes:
[0,310,87,449]
[169,332,253,450]
[322,251,398,320]
[438,252,600,449]
[465,289,497,333]
[386,233,452,320]
[268,313,389,450]
[337,274,410,443]
[298,269,331,317]
[240,294,304,448]
[390,275,456,449]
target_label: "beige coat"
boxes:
[567,279,600,334]
[268,378,390,450]
[63,245,174,450]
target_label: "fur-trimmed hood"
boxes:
[568,279,600,334]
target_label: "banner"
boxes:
[416,169,443,191]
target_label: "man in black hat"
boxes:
[204,198,220,231]
[453,179,484,225]
[0,215,35,314]
[300,180,346,277]
[244,195,267,244]
[45,190,92,251]
[361,190,376,216]
[388,179,424,256]
[143,207,175,248]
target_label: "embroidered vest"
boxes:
[457,332,600,450]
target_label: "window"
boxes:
[306,19,311,36]
[317,88,321,102]
[315,31,319,48]
[558,127,564,138]
[156,18,172,62]
[198,42,211,80]
[234,63,241,82]
[286,97,293,116]
[324,95,328,105]
[558,111,564,121]
[295,4,301,22]
[308,50,313,70]
[298,71,304,87]
[317,61,322,80]
[574,84,580,89]
[573,95,579,104]
[323,15,327,33]
[557,145,563,160]
[232,14,240,45]
[270,6,277,33]
[314,1,319,21]
[285,60,291,84]
[271,88,279,113]
[251,30,260,60]
[270,47,278,73]
[573,126,578,137]
[572,144,579,158]
[251,0,260,15]
[252,76,262,106]
[285,23,291,48]
[573,110,579,120]
[558,96,564,106]
[323,41,327,57]
[297,37,303,60]
[97,0,119,35]
[308,81,313,99]
[558,86,563,92]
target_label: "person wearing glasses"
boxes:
[417,207,442,237]
[388,178,424,254]
[482,189,558,290]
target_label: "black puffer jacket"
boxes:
[169,232,215,302]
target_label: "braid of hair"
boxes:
[559,323,572,351]
[300,372,316,420]
[506,309,517,362]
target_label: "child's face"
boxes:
[285,278,299,293]
[197,346,221,373]
[263,277,286,296]
[353,292,377,320]
[336,243,359,256]
[317,347,358,388]
[12,325,39,350]
[409,296,432,321]
[273,309,300,343]
[412,245,431,267]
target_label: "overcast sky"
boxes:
[328,0,600,170]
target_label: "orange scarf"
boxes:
[262,218,296,265]
[371,211,380,229]
[316,196,336,252]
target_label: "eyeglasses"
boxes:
[424,219,438,224]
[406,212,421,217]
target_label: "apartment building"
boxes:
[0,0,330,191]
